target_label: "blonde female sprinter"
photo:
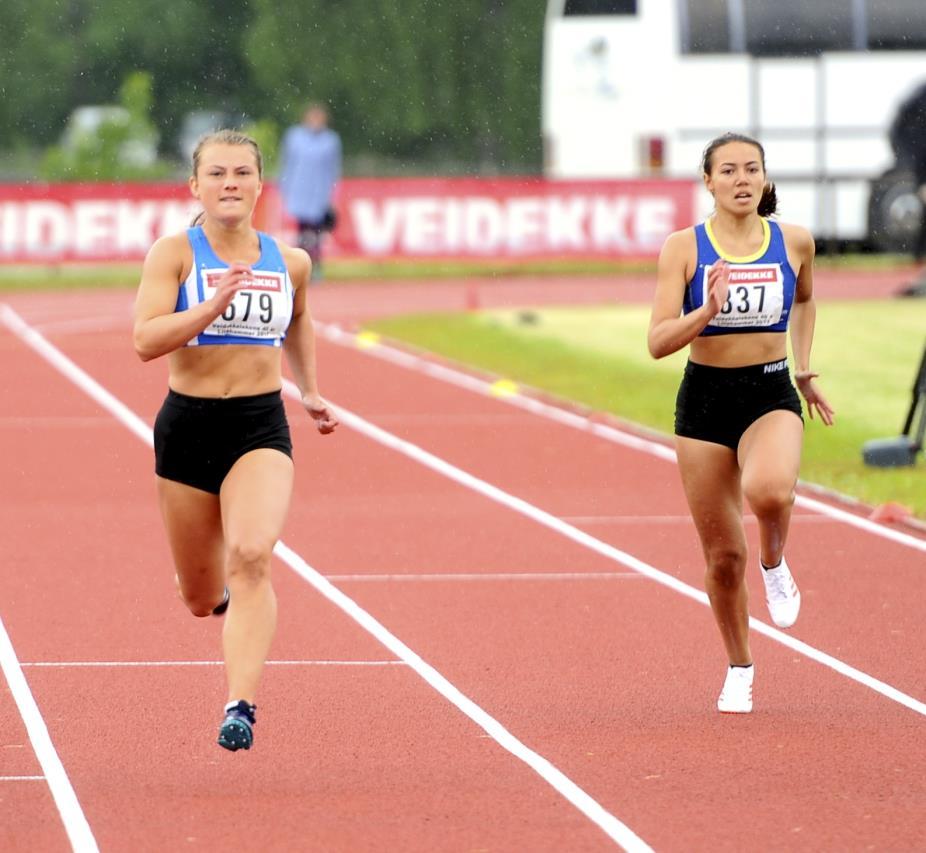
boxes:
[134,130,337,750]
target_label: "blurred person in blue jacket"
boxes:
[279,103,342,281]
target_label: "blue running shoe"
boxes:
[217,700,256,751]
[212,587,230,616]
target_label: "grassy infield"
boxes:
[4,260,925,517]
[368,301,926,518]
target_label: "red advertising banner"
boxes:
[0,178,696,264]
[0,183,200,263]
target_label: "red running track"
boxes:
[1,283,924,852]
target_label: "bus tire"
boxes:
[867,169,921,253]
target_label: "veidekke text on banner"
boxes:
[0,178,696,263]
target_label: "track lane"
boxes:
[4,291,925,850]
[307,338,926,703]
[1,310,648,850]
[0,667,71,853]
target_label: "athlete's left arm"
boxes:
[785,224,835,425]
[281,246,338,435]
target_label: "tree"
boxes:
[3,0,544,173]
[0,0,81,145]
[40,71,173,180]
[244,0,543,171]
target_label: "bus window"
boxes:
[681,0,867,56]
[563,0,637,14]
[868,0,926,49]
[744,0,856,56]
[679,0,732,54]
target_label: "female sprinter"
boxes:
[647,132,834,714]
[133,130,338,750]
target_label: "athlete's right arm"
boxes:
[132,235,249,361]
[647,229,728,359]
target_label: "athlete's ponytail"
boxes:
[757,182,778,217]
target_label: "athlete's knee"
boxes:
[179,589,221,618]
[185,600,216,618]
[743,479,795,517]
[175,572,224,617]
[226,538,273,585]
[704,545,747,588]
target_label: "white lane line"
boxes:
[1,303,652,853]
[1,306,152,446]
[1,776,46,782]
[20,660,405,668]
[319,323,926,553]
[281,378,926,719]
[272,541,652,852]
[0,615,99,851]
[562,514,836,525]
[328,572,642,582]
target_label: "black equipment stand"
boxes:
[862,340,926,467]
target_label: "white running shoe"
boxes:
[717,665,754,713]
[760,557,801,628]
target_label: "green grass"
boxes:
[0,258,654,293]
[367,301,926,518]
[0,264,142,291]
[4,262,923,514]
[2,251,911,293]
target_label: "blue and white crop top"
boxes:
[176,226,294,347]
[682,218,796,336]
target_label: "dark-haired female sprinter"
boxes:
[648,132,834,713]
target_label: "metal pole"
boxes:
[901,339,926,436]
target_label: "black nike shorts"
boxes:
[153,388,292,494]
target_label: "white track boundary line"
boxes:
[279,378,926,719]
[319,323,926,554]
[327,572,642,582]
[20,660,406,668]
[1,304,652,853]
[0,615,99,851]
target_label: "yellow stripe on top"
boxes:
[704,217,770,263]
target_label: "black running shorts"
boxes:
[153,389,292,494]
[674,359,803,451]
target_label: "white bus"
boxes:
[542,0,926,250]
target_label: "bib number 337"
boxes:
[703,263,784,329]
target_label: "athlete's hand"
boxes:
[209,262,253,314]
[795,371,835,426]
[303,393,339,434]
[705,260,731,316]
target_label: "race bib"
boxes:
[703,263,784,329]
[201,268,291,339]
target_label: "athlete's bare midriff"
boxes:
[689,331,788,369]
[167,345,283,398]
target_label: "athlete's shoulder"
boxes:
[657,226,699,286]
[144,231,192,263]
[274,237,311,284]
[659,225,697,257]
[775,220,815,256]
